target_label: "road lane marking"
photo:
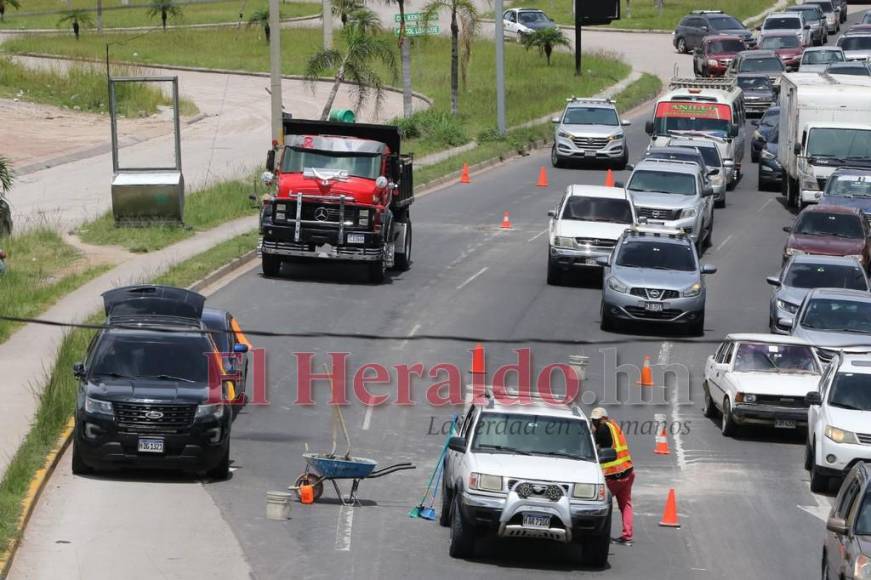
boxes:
[457,267,488,290]
[335,505,354,551]
[399,323,422,351]
[657,341,687,471]
[527,229,547,243]
[362,405,374,431]
[759,197,775,211]
[798,494,833,523]
[713,233,734,254]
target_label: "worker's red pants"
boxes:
[606,471,634,541]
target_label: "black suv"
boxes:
[71,285,249,479]
[673,10,756,54]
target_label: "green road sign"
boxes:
[394,12,423,22]
[393,24,439,36]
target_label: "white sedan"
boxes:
[703,333,822,436]
[502,8,557,40]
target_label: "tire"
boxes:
[439,477,451,527]
[758,175,766,192]
[677,37,687,53]
[206,444,231,480]
[751,150,759,163]
[689,312,705,337]
[721,398,737,437]
[805,442,814,471]
[822,552,830,580]
[294,473,325,501]
[715,193,725,209]
[810,444,830,493]
[368,259,386,283]
[614,149,628,171]
[394,220,412,271]
[581,508,612,567]
[71,440,94,476]
[547,259,562,285]
[600,302,616,332]
[261,254,282,278]
[702,381,718,418]
[551,146,564,169]
[449,494,475,559]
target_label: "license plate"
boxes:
[645,302,663,312]
[775,419,796,429]
[584,150,595,158]
[647,220,665,225]
[347,234,365,244]
[522,513,551,529]
[585,257,598,265]
[138,438,164,453]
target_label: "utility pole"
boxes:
[322,0,333,49]
[494,0,506,135]
[269,0,283,143]
[574,0,582,75]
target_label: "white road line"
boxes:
[657,341,687,471]
[713,233,734,254]
[457,267,488,290]
[759,197,775,211]
[527,229,547,243]
[399,323,422,351]
[335,505,354,551]
[361,405,374,431]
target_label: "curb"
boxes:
[479,17,670,34]
[189,249,257,292]
[0,418,74,580]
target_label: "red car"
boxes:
[758,32,804,71]
[693,35,747,76]
[783,205,870,269]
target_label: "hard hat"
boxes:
[590,407,608,420]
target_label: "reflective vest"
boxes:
[601,419,633,478]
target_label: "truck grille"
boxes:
[752,395,808,409]
[857,433,871,445]
[630,288,680,300]
[636,207,682,221]
[272,201,359,226]
[575,237,616,248]
[571,136,610,150]
[115,403,196,432]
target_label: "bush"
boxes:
[392,110,468,148]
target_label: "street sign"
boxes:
[394,12,423,22]
[393,24,439,36]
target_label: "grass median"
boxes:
[0,0,318,30]
[0,228,257,562]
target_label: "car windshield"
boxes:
[740,57,785,73]
[865,12,871,24]
[709,16,744,31]
[839,36,871,51]
[856,493,871,536]
[763,17,802,30]
[88,333,213,383]
[827,64,870,75]
[807,128,871,160]
[615,240,696,271]
[802,298,871,332]
[827,175,871,197]
[803,50,845,64]
[828,373,871,411]
[645,151,702,166]
[761,35,800,49]
[785,263,868,290]
[693,146,722,166]
[653,102,732,137]
[518,11,549,24]
[708,39,745,52]
[562,107,618,126]
[628,169,697,195]
[282,147,381,179]
[561,197,633,223]
[471,412,596,461]
[794,211,864,238]
[809,1,833,13]
[738,76,772,91]
[790,7,820,19]
[733,342,818,373]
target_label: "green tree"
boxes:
[0,0,21,22]
[332,0,364,27]
[57,9,94,40]
[247,7,271,42]
[305,13,397,121]
[0,156,12,195]
[147,0,183,31]
[421,0,479,115]
[521,27,569,66]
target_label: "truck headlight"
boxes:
[776,299,798,314]
[802,176,820,191]
[572,483,596,499]
[358,208,370,226]
[196,403,225,420]
[744,394,757,403]
[469,473,503,492]
[680,208,697,219]
[855,554,871,580]
[607,277,629,294]
[558,131,572,139]
[552,236,574,249]
[682,282,702,297]
[825,425,858,444]
[85,397,113,416]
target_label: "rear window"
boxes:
[709,15,744,31]
[89,332,214,384]
[839,36,871,51]
[561,197,633,224]
[739,56,785,73]
[803,50,845,64]
[708,39,745,52]
[763,16,802,30]
[761,35,800,49]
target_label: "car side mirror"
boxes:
[621,120,632,127]
[547,209,556,218]
[806,390,823,406]
[624,164,634,172]
[794,143,802,155]
[596,256,610,267]
[707,168,720,176]
[826,516,848,535]
[766,276,782,287]
[703,188,714,197]
[598,447,617,464]
[778,316,794,330]
[233,343,249,353]
[701,264,717,275]
[645,120,654,135]
[701,26,709,32]
[614,181,625,188]
[551,117,560,124]
[724,160,735,168]
[782,225,792,233]
[804,24,811,29]
[730,125,740,138]
[447,436,466,453]
[73,362,85,379]
[265,149,276,172]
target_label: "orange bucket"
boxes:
[299,484,315,504]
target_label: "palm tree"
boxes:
[421,0,479,115]
[332,0,363,27]
[247,7,270,42]
[0,156,13,237]
[0,0,21,22]
[521,27,569,66]
[57,9,94,40]
[383,0,412,117]
[305,15,397,121]
[147,0,183,30]
[0,156,12,195]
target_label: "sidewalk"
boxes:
[0,214,257,479]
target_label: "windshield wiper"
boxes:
[830,401,864,410]
[147,374,197,383]
[532,450,587,460]
[93,371,137,380]
[476,444,532,455]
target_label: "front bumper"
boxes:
[759,158,784,185]
[260,223,383,262]
[732,403,808,426]
[554,136,625,161]
[603,288,705,324]
[800,189,823,205]
[817,435,871,475]
[549,244,613,269]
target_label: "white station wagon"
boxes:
[703,333,822,436]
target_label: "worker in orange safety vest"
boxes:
[591,407,634,546]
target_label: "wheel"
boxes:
[721,398,737,436]
[715,193,725,209]
[810,445,831,493]
[805,442,814,471]
[439,477,451,527]
[551,145,564,169]
[758,174,766,192]
[751,150,759,163]
[295,473,325,501]
[449,494,475,558]
[206,444,230,480]
[788,178,800,208]
[368,259,386,283]
[613,149,628,171]
[580,507,612,567]
[394,220,412,271]
[677,37,687,53]
[261,254,282,277]
[547,259,562,285]
[822,552,830,580]
[702,381,718,418]
[71,440,94,475]
[600,302,616,332]
[704,214,714,248]
[689,312,705,337]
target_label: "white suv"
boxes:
[441,392,614,566]
[806,350,871,493]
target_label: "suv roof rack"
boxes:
[565,96,615,105]
[628,225,687,238]
[690,9,723,14]
[479,386,582,415]
[668,77,737,92]
[638,157,703,169]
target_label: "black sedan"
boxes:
[751,106,779,163]
[737,74,776,118]
[758,123,783,192]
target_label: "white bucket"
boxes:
[266,491,292,520]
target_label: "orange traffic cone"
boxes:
[471,343,485,375]
[500,211,512,229]
[637,355,655,387]
[604,169,616,187]
[460,163,471,184]
[659,488,681,527]
[536,166,549,188]
[654,423,671,455]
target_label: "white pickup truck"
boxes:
[441,392,614,566]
